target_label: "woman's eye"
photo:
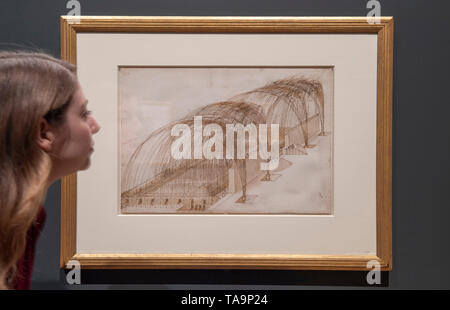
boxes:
[82,110,92,119]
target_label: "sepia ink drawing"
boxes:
[119,68,333,214]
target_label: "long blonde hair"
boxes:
[0,52,77,289]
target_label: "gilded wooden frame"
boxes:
[60,16,393,271]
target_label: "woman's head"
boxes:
[0,52,100,181]
[0,51,99,289]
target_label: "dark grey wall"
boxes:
[1,0,449,290]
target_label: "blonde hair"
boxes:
[0,52,77,289]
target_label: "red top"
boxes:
[13,206,46,290]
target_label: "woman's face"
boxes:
[50,83,100,178]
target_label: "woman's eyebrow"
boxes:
[80,100,89,110]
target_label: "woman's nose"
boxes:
[89,116,100,134]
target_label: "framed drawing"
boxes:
[60,16,393,270]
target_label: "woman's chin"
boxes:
[76,157,91,172]
[81,158,91,170]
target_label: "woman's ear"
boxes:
[36,118,56,153]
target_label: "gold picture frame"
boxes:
[60,16,393,271]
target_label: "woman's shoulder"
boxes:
[14,206,47,290]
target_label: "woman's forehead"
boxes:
[71,85,88,109]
